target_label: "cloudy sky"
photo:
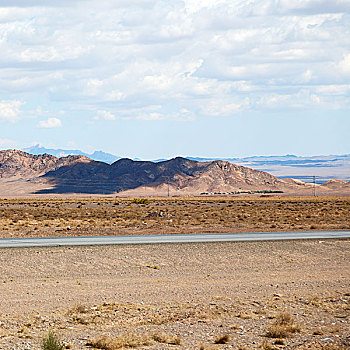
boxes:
[0,0,349,158]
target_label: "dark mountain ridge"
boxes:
[38,156,292,194]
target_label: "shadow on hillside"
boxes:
[34,162,140,194]
[35,181,123,194]
[33,160,169,194]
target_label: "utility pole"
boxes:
[167,178,170,197]
[313,176,316,197]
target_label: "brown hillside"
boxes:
[0,149,91,179]
[36,156,302,195]
[320,179,350,190]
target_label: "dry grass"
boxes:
[260,340,275,350]
[265,312,301,339]
[1,292,350,349]
[152,331,182,345]
[87,333,154,349]
[88,331,182,349]
[0,196,349,238]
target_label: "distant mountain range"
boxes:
[188,155,350,183]
[0,149,349,196]
[21,145,350,183]
[24,144,120,163]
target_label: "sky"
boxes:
[0,0,349,159]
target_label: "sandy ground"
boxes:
[0,239,349,349]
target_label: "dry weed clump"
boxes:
[152,331,182,345]
[265,312,301,339]
[87,333,154,349]
[214,334,230,344]
[260,340,275,350]
[199,345,217,350]
[68,303,88,314]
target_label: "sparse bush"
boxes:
[42,331,64,350]
[152,332,182,345]
[88,331,183,349]
[132,198,149,205]
[274,338,285,345]
[87,333,154,349]
[265,312,300,339]
[214,334,230,344]
[275,312,292,325]
[260,340,275,349]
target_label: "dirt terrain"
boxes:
[0,196,349,238]
[0,239,349,349]
[0,197,349,349]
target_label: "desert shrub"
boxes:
[42,331,64,350]
[265,312,300,339]
[214,334,230,344]
[152,332,182,345]
[87,333,154,349]
[260,340,275,350]
[132,198,149,205]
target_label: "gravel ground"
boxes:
[0,239,349,349]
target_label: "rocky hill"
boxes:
[36,156,304,194]
[319,179,350,190]
[0,150,91,179]
[0,150,349,195]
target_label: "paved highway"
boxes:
[0,230,349,248]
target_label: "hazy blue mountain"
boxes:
[23,144,120,163]
[186,154,350,183]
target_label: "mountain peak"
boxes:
[23,145,120,163]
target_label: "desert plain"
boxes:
[0,196,349,349]
[0,196,349,238]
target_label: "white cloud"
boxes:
[37,117,62,128]
[338,53,350,75]
[136,108,195,121]
[0,100,24,122]
[0,0,349,121]
[93,110,116,121]
[0,138,16,147]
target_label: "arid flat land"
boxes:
[0,240,349,349]
[0,197,349,349]
[0,196,349,238]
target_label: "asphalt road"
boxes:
[0,230,349,248]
